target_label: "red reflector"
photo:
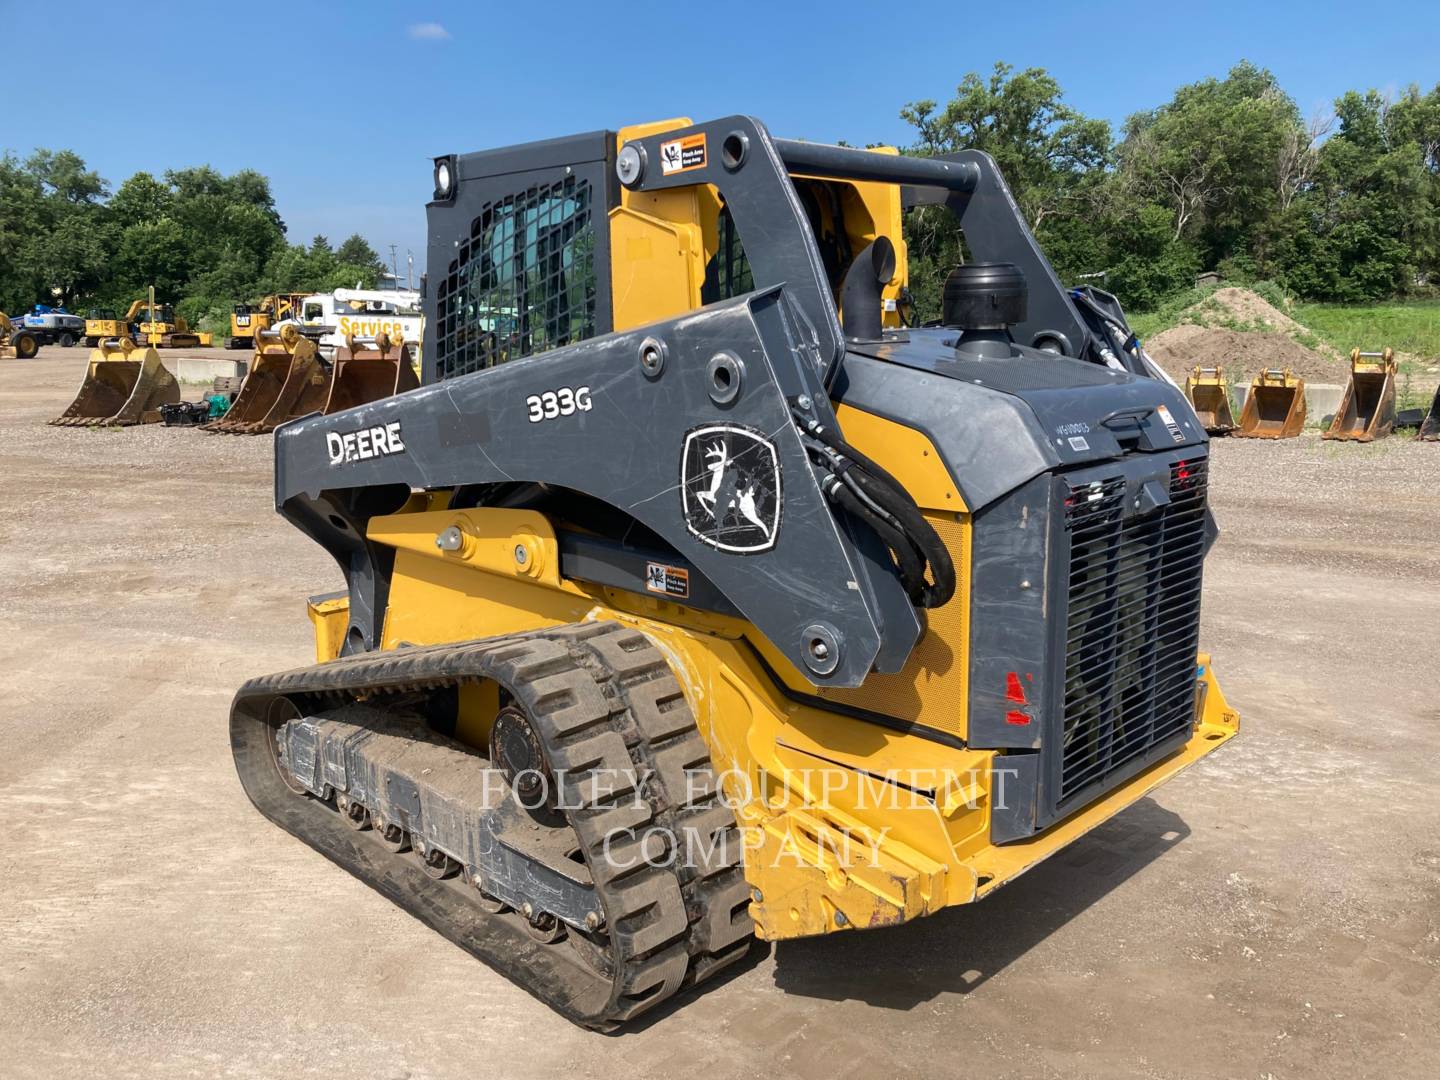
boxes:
[1005,710,1031,726]
[1005,671,1028,704]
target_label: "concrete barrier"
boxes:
[163,355,247,383]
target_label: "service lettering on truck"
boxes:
[337,317,409,339]
[327,422,405,465]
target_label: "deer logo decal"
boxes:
[680,424,782,553]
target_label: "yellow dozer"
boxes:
[1183,365,1237,434]
[230,117,1239,1028]
[1235,368,1307,438]
[138,303,212,349]
[1323,348,1397,442]
[84,307,130,347]
[202,324,329,434]
[0,313,41,359]
[227,293,307,351]
[49,337,180,426]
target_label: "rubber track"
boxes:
[231,621,755,1027]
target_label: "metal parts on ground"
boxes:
[1234,368,1307,439]
[1324,348,1397,442]
[203,324,329,434]
[0,312,41,359]
[205,327,418,434]
[49,338,180,426]
[1184,365,1237,434]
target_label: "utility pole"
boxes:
[389,244,399,285]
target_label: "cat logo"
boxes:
[679,424,782,554]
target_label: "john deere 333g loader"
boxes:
[231,116,1239,1028]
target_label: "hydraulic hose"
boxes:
[797,409,957,609]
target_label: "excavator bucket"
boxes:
[49,338,180,426]
[321,332,420,414]
[1184,365,1237,434]
[202,325,330,434]
[1234,368,1307,439]
[1419,385,1440,441]
[1323,348,1397,442]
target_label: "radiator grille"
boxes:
[434,176,596,381]
[1058,455,1208,805]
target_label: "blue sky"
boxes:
[5,0,1438,272]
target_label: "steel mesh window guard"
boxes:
[436,177,596,381]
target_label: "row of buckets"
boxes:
[47,325,417,431]
[1185,349,1440,442]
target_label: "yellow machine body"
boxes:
[1324,348,1397,442]
[306,492,1237,939]
[608,119,910,337]
[1235,368,1307,439]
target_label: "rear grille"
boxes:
[1057,455,1209,805]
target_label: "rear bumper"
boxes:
[967,653,1238,900]
[745,653,1238,940]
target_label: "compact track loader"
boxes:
[50,337,180,425]
[203,324,330,434]
[1323,348,1397,442]
[1235,368,1307,438]
[232,116,1239,1028]
[1184,365,1237,434]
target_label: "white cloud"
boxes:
[407,22,450,41]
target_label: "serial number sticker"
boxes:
[645,562,690,599]
[526,385,593,423]
[659,133,707,175]
[1067,435,1090,451]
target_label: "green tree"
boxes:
[899,63,1112,317]
[1117,62,1305,267]
[336,233,384,273]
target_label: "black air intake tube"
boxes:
[839,237,896,342]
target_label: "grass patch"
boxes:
[1292,300,1440,367]
[1129,284,1221,340]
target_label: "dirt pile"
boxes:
[1145,287,1346,384]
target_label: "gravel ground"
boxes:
[2,347,1438,1079]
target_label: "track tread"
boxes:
[233,620,754,1026]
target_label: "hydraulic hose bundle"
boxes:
[794,407,955,610]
